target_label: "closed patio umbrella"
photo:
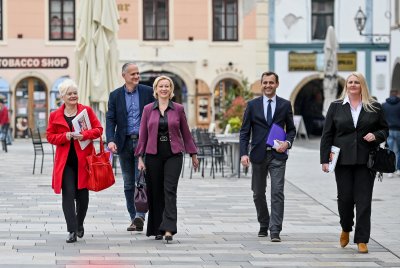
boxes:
[75,0,119,117]
[323,26,339,116]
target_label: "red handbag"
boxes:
[86,136,115,192]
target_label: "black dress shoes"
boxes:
[66,232,77,243]
[77,226,84,238]
[270,233,281,242]
[155,235,163,240]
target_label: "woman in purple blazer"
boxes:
[135,75,199,242]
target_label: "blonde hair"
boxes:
[152,75,175,99]
[58,79,78,97]
[339,72,378,112]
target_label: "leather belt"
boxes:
[266,147,273,151]
[159,135,169,142]
[127,134,139,140]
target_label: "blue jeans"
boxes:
[387,129,400,170]
[119,138,145,221]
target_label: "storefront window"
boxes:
[15,78,48,138]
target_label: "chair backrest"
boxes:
[29,128,44,151]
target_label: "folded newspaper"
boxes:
[328,146,340,173]
[71,109,92,150]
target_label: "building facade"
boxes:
[391,0,400,90]
[0,0,268,138]
[269,0,392,136]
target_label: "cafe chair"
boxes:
[29,128,54,174]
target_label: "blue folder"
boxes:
[266,123,286,147]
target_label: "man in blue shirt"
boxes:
[106,62,155,232]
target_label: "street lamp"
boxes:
[354,7,367,34]
[354,7,390,40]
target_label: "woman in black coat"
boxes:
[320,72,388,253]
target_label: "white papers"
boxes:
[72,109,92,150]
[272,139,282,149]
[328,146,340,173]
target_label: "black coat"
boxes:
[320,100,388,165]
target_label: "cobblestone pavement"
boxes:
[0,139,400,267]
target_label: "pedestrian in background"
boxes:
[135,75,199,242]
[47,79,103,243]
[320,72,388,253]
[239,71,296,242]
[0,98,10,148]
[106,62,155,232]
[382,89,400,177]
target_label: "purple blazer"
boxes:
[135,101,197,156]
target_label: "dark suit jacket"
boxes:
[106,84,155,151]
[320,100,388,165]
[240,96,296,163]
[135,101,197,156]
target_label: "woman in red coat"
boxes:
[47,79,102,243]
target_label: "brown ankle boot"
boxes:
[340,231,350,248]
[357,243,368,253]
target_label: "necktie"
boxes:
[267,99,272,125]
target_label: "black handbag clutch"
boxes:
[367,146,396,174]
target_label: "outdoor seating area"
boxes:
[188,128,244,179]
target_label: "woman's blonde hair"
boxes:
[339,72,378,112]
[58,79,78,97]
[152,75,175,99]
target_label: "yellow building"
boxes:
[0,0,268,137]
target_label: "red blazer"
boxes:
[135,101,197,156]
[47,104,103,194]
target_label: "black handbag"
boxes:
[134,170,148,213]
[367,146,396,176]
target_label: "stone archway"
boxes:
[140,71,187,105]
[292,75,344,137]
[392,60,400,90]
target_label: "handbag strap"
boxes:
[137,169,146,185]
[92,135,105,155]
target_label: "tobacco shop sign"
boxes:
[0,57,69,69]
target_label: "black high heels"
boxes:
[165,235,173,243]
[66,232,77,243]
[164,232,173,243]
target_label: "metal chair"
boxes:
[29,128,54,174]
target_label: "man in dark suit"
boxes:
[106,62,155,232]
[240,71,296,242]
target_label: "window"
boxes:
[0,0,3,40]
[213,0,238,41]
[312,0,334,40]
[49,0,75,41]
[143,0,169,41]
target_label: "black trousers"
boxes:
[62,164,89,233]
[145,141,183,236]
[334,164,375,243]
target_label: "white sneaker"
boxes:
[395,170,400,176]
[388,173,394,178]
